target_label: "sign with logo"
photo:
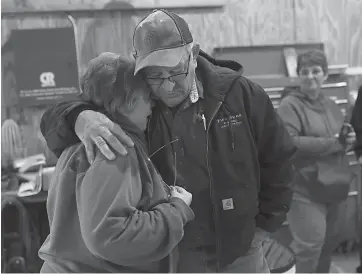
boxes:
[2,27,80,106]
[40,72,56,88]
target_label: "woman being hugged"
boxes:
[39,52,194,273]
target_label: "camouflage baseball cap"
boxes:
[133,9,193,75]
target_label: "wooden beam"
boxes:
[1,5,224,19]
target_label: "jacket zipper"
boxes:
[318,101,334,137]
[206,101,222,272]
[147,113,152,152]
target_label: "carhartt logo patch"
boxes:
[222,198,234,210]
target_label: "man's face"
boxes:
[143,54,195,107]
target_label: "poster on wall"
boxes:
[1,27,80,107]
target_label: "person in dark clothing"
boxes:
[40,9,296,273]
[351,85,362,274]
[351,86,362,162]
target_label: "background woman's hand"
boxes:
[170,186,192,206]
[337,123,356,152]
[345,131,356,145]
[344,131,356,152]
[74,110,134,163]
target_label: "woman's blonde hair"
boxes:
[80,52,149,118]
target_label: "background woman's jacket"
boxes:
[38,115,194,273]
[277,89,352,203]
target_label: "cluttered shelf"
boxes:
[1,190,48,204]
[1,154,54,202]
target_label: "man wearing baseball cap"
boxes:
[40,9,296,273]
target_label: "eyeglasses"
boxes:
[146,56,191,86]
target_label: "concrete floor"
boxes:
[271,224,361,273]
[331,251,360,273]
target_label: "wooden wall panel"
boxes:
[295,0,362,67]
[77,13,137,71]
[2,0,361,68]
[182,0,295,53]
[1,0,361,165]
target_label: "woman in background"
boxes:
[39,53,194,273]
[277,49,355,273]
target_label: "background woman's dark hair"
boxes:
[80,52,149,118]
[296,49,328,75]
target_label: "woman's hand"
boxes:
[170,186,193,206]
[337,123,356,152]
[344,131,356,152]
[74,110,134,163]
[345,131,356,145]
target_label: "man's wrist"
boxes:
[66,105,97,131]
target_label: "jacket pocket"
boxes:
[216,188,258,227]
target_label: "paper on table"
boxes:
[13,154,46,173]
[17,170,43,197]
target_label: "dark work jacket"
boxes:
[351,86,362,159]
[40,50,296,269]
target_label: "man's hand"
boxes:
[74,110,134,163]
